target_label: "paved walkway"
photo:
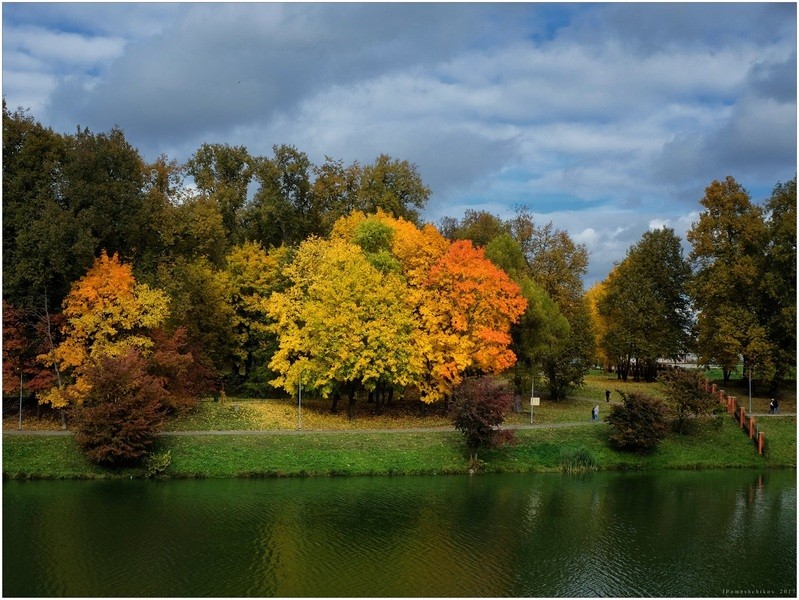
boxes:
[2,421,604,436]
[5,414,792,437]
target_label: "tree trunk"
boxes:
[330,391,340,414]
[347,388,356,421]
[41,290,67,430]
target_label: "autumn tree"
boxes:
[687,176,768,383]
[148,326,214,415]
[585,280,612,370]
[268,237,418,418]
[331,211,526,403]
[225,241,291,394]
[38,251,169,409]
[418,240,527,402]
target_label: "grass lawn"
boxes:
[4,415,794,480]
[3,369,795,480]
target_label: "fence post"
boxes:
[711,383,717,396]
[748,416,755,438]
[728,396,736,414]
[739,405,746,427]
[758,431,765,455]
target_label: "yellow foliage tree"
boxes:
[584,278,611,370]
[38,251,168,408]
[225,241,290,376]
[267,237,419,417]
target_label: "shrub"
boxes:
[450,376,515,466]
[72,350,166,467]
[605,391,669,453]
[660,368,716,434]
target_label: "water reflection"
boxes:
[4,470,796,597]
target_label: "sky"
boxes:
[2,2,796,286]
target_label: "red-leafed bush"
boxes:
[450,376,515,467]
[72,350,166,467]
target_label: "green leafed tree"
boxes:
[356,154,430,224]
[185,143,255,245]
[509,208,594,399]
[598,228,692,382]
[158,257,239,379]
[687,176,769,384]
[760,177,796,393]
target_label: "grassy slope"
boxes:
[3,371,795,479]
[4,417,794,480]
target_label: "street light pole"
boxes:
[298,374,303,430]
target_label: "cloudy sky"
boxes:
[3,2,796,285]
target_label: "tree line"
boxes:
[3,101,796,442]
[587,175,796,393]
[2,103,596,416]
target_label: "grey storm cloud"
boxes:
[46,4,512,145]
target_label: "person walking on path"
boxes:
[591,405,599,422]
[605,389,611,403]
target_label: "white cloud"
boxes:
[4,25,126,68]
[649,219,670,230]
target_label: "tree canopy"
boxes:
[3,105,795,422]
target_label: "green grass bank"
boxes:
[4,417,795,480]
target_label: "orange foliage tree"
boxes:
[417,240,527,402]
[38,251,169,409]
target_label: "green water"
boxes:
[3,470,796,597]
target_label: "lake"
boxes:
[3,469,796,597]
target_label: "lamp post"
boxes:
[298,374,303,430]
